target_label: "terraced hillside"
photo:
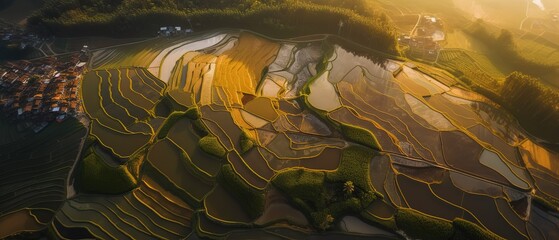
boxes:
[0,118,86,239]
[3,30,559,239]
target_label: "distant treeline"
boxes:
[466,21,558,76]
[500,72,559,143]
[27,0,399,54]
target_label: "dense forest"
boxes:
[27,0,399,54]
[500,72,559,143]
[460,21,559,143]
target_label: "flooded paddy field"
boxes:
[19,30,558,239]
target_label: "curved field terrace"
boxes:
[2,30,559,239]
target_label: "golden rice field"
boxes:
[4,30,558,239]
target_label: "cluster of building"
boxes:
[158,26,194,37]
[0,23,41,50]
[0,54,87,132]
[399,15,445,61]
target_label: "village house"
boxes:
[0,52,88,132]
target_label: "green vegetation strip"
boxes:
[157,111,188,139]
[272,145,379,230]
[199,135,227,159]
[394,208,506,240]
[452,218,505,240]
[77,145,137,194]
[395,208,453,240]
[340,123,382,151]
[239,130,255,154]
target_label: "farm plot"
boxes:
[81,71,128,132]
[39,30,559,239]
[91,37,185,70]
[437,49,504,90]
[117,68,160,111]
[0,209,45,239]
[517,35,559,66]
[204,184,252,223]
[0,118,86,237]
[90,119,152,158]
[146,139,214,202]
[97,71,137,127]
[0,117,26,145]
[52,177,193,239]
[385,155,545,240]
[104,69,152,120]
[167,118,221,177]
[82,67,165,129]
[152,33,228,83]
[213,33,279,105]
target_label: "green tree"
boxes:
[343,180,355,196]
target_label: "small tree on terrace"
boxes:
[343,180,355,196]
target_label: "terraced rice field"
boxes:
[438,49,505,90]
[0,118,86,238]
[517,34,559,66]
[4,30,558,239]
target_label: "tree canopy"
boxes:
[27,0,400,54]
[500,72,559,143]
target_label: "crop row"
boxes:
[0,118,86,234]
[91,38,185,70]
[437,50,502,90]
[52,180,192,239]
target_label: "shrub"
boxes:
[395,208,454,240]
[192,119,209,136]
[154,98,172,118]
[217,164,265,219]
[184,107,201,120]
[164,92,190,112]
[157,111,186,139]
[273,167,379,230]
[328,197,361,215]
[466,21,557,76]
[340,123,382,151]
[239,130,255,154]
[77,151,137,194]
[199,135,227,158]
[311,211,334,230]
[273,169,326,203]
[326,145,375,191]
